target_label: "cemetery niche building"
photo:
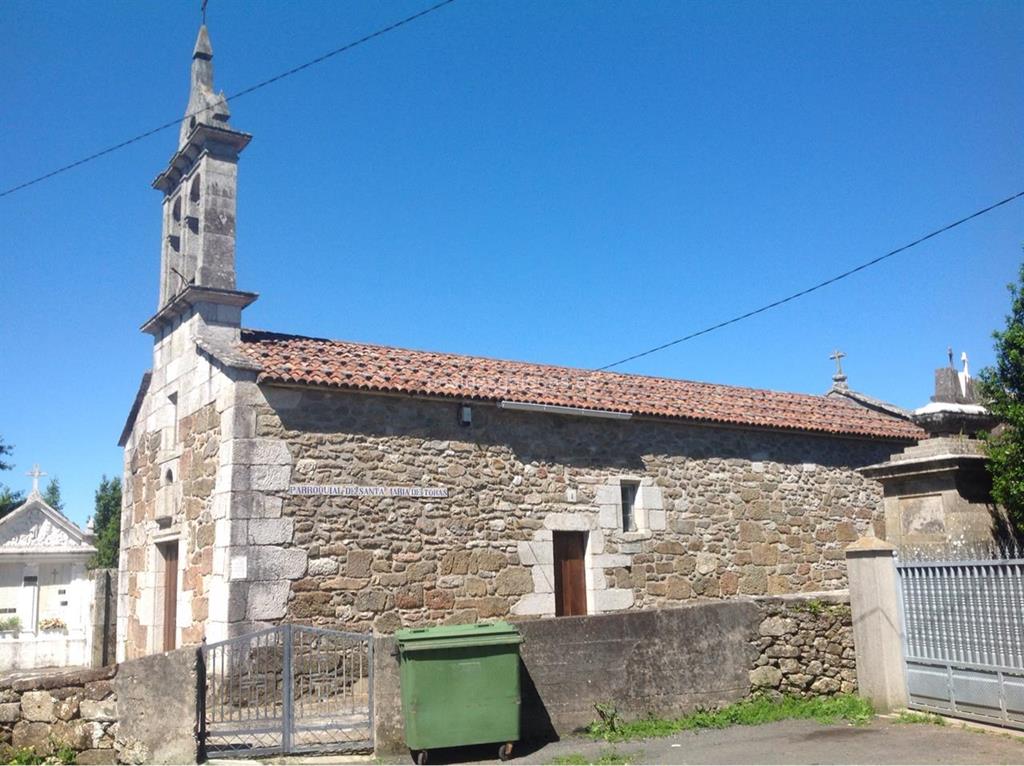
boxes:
[116,25,927,660]
[0,468,97,670]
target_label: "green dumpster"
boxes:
[396,621,522,764]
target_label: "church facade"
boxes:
[116,26,924,660]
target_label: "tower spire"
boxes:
[178,24,232,149]
[147,21,254,331]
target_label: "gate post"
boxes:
[282,624,294,753]
[845,537,909,712]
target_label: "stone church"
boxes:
[116,25,925,660]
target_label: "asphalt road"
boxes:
[266,717,1024,765]
[403,717,1024,765]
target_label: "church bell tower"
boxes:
[143,24,256,335]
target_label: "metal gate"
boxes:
[897,557,1024,729]
[198,625,374,757]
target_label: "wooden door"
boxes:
[160,542,178,651]
[553,531,587,617]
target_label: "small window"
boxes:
[620,481,639,532]
[58,589,66,595]
[0,608,16,614]
[22,576,38,585]
[60,601,68,607]
[168,392,179,445]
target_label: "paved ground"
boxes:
[372,718,1024,765]
[230,716,1024,765]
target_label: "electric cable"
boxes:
[0,0,456,199]
[597,191,1024,371]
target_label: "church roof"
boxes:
[238,329,926,441]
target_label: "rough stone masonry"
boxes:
[242,388,896,635]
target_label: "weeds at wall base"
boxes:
[895,710,946,726]
[551,748,641,765]
[0,744,76,766]
[585,694,875,742]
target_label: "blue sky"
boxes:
[1,1,1021,525]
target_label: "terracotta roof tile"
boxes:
[239,329,925,441]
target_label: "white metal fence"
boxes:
[897,557,1024,729]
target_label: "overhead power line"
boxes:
[597,191,1024,371]
[0,0,456,199]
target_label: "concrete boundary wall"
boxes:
[372,593,855,753]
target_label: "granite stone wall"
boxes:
[250,386,899,633]
[0,648,199,765]
[749,593,856,696]
[0,666,118,764]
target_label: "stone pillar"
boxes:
[90,569,117,668]
[845,537,908,712]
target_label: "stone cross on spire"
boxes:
[830,349,849,391]
[26,464,47,497]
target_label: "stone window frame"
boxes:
[620,480,639,532]
[597,476,666,537]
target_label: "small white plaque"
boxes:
[229,555,248,581]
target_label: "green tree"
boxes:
[0,436,23,518]
[978,262,1024,536]
[89,476,122,569]
[0,488,24,518]
[0,436,13,472]
[42,477,64,511]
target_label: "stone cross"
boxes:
[830,349,846,376]
[830,350,849,391]
[26,464,47,495]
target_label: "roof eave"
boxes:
[255,375,925,443]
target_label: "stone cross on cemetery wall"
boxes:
[25,464,47,496]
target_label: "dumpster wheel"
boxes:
[414,750,428,765]
[499,742,514,761]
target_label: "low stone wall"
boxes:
[0,666,118,764]
[373,593,856,753]
[750,593,856,696]
[0,648,198,765]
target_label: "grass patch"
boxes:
[551,748,640,765]
[794,598,826,615]
[895,710,946,726]
[0,743,77,765]
[586,694,874,742]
